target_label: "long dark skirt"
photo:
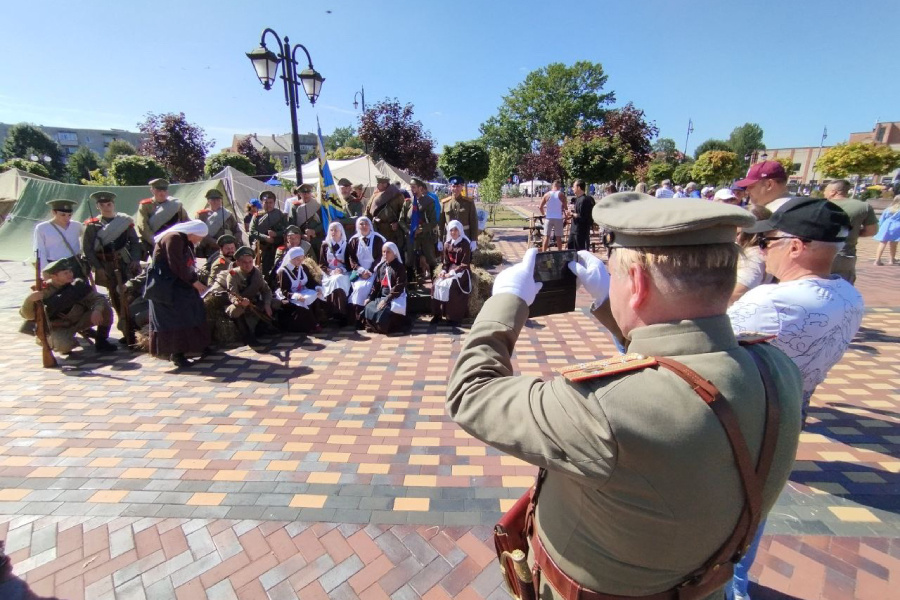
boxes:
[326,289,350,322]
[363,289,406,334]
[432,271,470,322]
[278,301,319,333]
[149,283,210,356]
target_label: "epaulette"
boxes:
[559,353,658,383]
[84,217,99,225]
[139,198,153,205]
[218,257,228,264]
[277,245,286,251]
[197,208,211,215]
[229,269,238,276]
[736,332,776,346]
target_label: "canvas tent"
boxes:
[211,166,290,215]
[276,155,382,189]
[0,168,55,223]
[518,180,550,194]
[375,160,412,187]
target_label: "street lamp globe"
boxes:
[246,45,280,90]
[299,68,324,105]
[353,99,359,110]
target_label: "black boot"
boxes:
[171,353,189,368]
[236,318,261,348]
[94,337,117,353]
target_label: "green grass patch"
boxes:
[483,204,529,229]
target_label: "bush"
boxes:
[330,146,365,160]
[205,151,256,177]
[110,155,167,186]
[0,158,51,178]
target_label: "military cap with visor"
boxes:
[410,177,428,188]
[593,193,755,248]
[89,191,117,203]
[233,246,255,260]
[149,178,169,189]
[448,176,464,185]
[297,183,314,193]
[47,199,77,211]
[284,225,302,235]
[216,234,237,247]
[337,177,352,187]
[42,258,74,276]
[259,190,276,201]
[205,188,224,199]
[742,197,850,242]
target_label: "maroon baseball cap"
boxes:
[734,161,787,187]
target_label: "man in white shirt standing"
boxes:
[539,179,569,251]
[725,197,864,600]
[33,198,85,275]
[654,179,674,198]
[734,160,793,212]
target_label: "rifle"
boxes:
[33,252,58,368]
[227,290,274,325]
[114,268,133,346]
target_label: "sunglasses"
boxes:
[756,235,808,250]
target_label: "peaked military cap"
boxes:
[89,191,116,203]
[337,178,352,187]
[42,258,73,275]
[448,176,463,185]
[205,188,224,199]
[216,234,237,247]
[47,199,77,211]
[233,246,254,259]
[297,184,313,193]
[410,177,427,188]
[285,225,302,235]
[259,190,276,201]
[593,193,755,247]
[375,175,390,183]
[149,178,169,189]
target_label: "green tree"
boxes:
[480,61,615,161]
[104,139,136,168]
[110,155,167,186]
[728,124,765,167]
[204,150,256,177]
[0,158,51,178]
[66,146,102,181]
[329,146,365,160]
[691,151,742,185]
[560,133,631,183]
[772,157,797,177]
[672,160,695,185]
[358,98,437,177]
[438,141,490,184]
[480,148,517,217]
[815,143,900,195]
[327,126,363,151]
[1,123,65,179]
[693,139,732,159]
[138,112,214,182]
[646,160,675,183]
[652,137,679,163]
[82,169,116,186]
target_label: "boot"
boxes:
[94,337,117,353]
[235,317,261,348]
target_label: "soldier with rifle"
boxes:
[82,191,142,345]
[365,176,405,247]
[248,191,286,276]
[195,188,243,257]
[288,184,324,260]
[31,252,57,368]
[222,246,276,348]
[137,178,189,257]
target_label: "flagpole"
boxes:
[811,126,827,186]
[683,118,694,157]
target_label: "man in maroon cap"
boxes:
[734,160,792,212]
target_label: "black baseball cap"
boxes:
[743,197,850,242]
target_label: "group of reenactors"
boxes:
[23,173,481,357]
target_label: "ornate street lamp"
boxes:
[246,28,325,185]
[352,86,367,153]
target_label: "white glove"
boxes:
[470,240,477,252]
[493,248,543,305]
[437,241,444,252]
[568,250,610,306]
[291,293,302,302]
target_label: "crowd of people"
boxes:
[24,174,481,368]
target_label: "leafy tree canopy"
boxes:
[1,123,65,179]
[104,139,136,168]
[327,126,364,151]
[0,157,51,178]
[110,154,167,186]
[652,137,680,163]
[438,141,490,183]
[728,123,765,167]
[138,112,214,183]
[647,160,675,184]
[205,150,256,177]
[815,142,900,181]
[560,133,631,183]
[517,140,564,183]
[480,148,517,206]
[358,98,437,178]
[235,136,277,177]
[595,102,659,175]
[329,146,366,160]
[691,151,742,185]
[672,161,695,185]
[693,138,732,159]
[66,146,102,182]
[480,61,615,160]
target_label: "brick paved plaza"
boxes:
[0,199,898,599]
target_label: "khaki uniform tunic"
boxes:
[137,198,189,248]
[225,267,274,331]
[439,194,479,241]
[20,280,113,353]
[447,294,803,599]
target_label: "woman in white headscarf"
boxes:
[347,216,385,327]
[431,219,472,325]
[275,246,323,333]
[319,221,352,325]
[148,220,211,367]
[362,241,408,334]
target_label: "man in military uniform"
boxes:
[199,234,237,287]
[365,175,404,246]
[288,184,324,260]
[248,190,287,276]
[137,178,189,257]
[399,177,439,286]
[446,194,804,600]
[20,259,117,354]
[339,178,364,217]
[81,191,142,344]
[439,175,479,250]
[824,179,878,283]
[224,246,275,347]
[268,225,311,288]
[195,189,242,257]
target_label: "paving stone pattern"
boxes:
[0,198,898,598]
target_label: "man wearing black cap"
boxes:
[439,176,479,249]
[137,178,189,257]
[365,176,405,246]
[249,190,287,276]
[288,184,324,259]
[726,197,864,600]
[199,234,238,287]
[196,188,242,257]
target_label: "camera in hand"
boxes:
[530,250,577,318]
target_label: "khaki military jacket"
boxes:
[82,214,141,272]
[226,267,272,308]
[446,294,803,598]
[197,207,242,242]
[365,186,404,244]
[399,194,439,242]
[20,280,108,330]
[249,209,287,248]
[199,252,232,288]
[439,194,479,241]
[137,198,189,246]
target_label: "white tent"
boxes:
[375,160,412,187]
[211,166,291,219]
[518,179,550,194]
[276,155,383,190]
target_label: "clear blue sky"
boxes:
[2,0,898,155]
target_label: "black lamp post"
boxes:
[353,86,367,154]
[247,28,324,185]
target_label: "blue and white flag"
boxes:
[316,116,345,228]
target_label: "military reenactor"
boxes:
[225,246,275,347]
[439,175,479,250]
[20,259,117,354]
[268,225,311,288]
[399,177,439,287]
[288,183,324,259]
[446,194,804,599]
[339,178,364,217]
[365,175,405,247]
[199,234,238,287]
[195,188,242,257]
[81,191,142,343]
[137,178,189,257]
[248,190,287,276]
[33,198,86,276]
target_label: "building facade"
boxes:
[230,133,318,170]
[0,123,144,163]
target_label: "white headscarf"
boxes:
[377,241,403,268]
[444,219,471,246]
[278,246,305,274]
[326,221,347,265]
[154,219,208,244]
[327,221,347,245]
[351,216,375,242]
